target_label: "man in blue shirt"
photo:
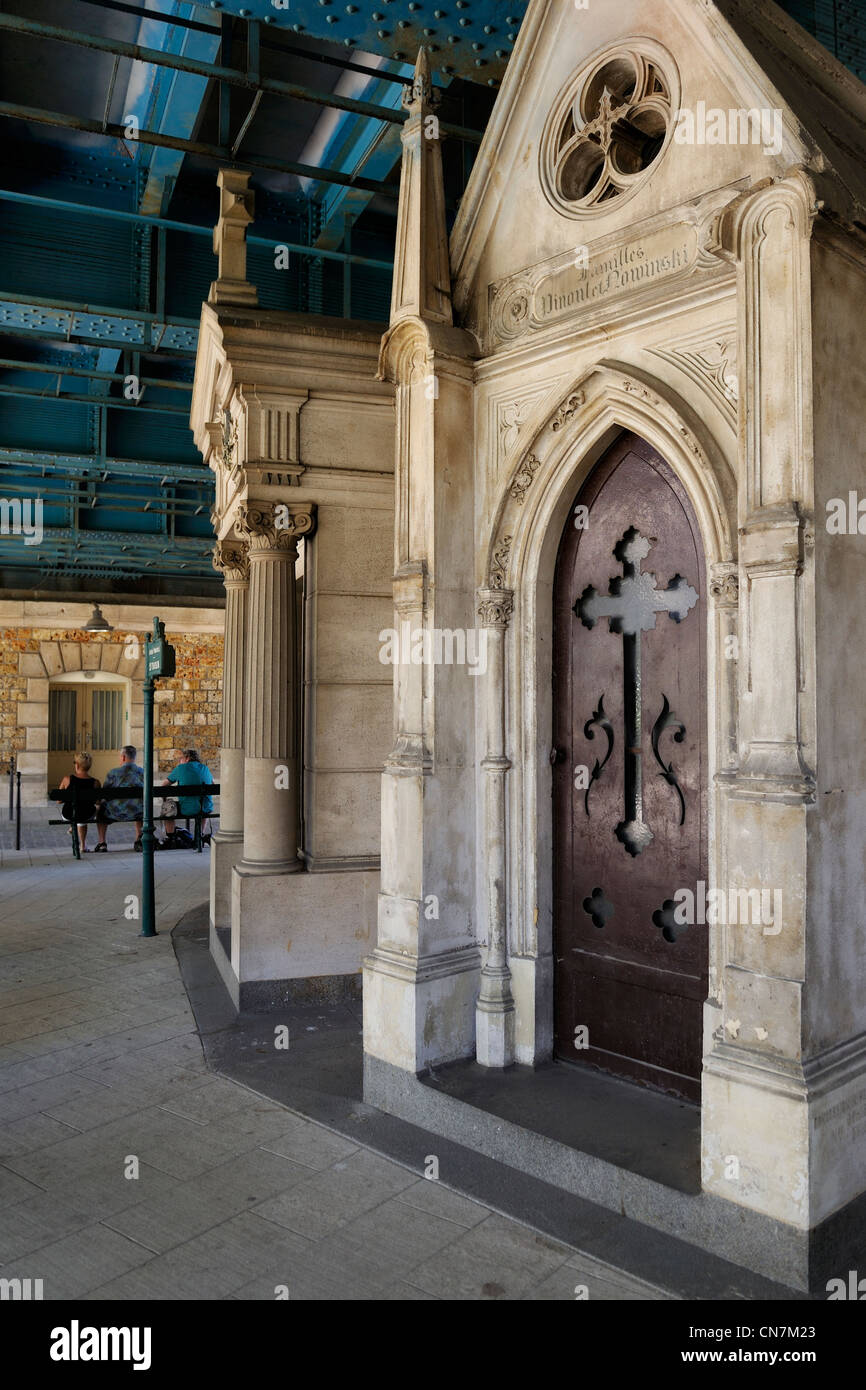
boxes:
[161,749,214,846]
[96,746,144,852]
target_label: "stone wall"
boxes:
[0,612,224,803]
[151,631,224,772]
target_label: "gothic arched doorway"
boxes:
[552,431,708,1101]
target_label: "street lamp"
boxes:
[84,604,114,632]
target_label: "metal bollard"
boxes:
[15,770,21,851]
[8,755,14,822]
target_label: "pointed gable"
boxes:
[451,0,866,338]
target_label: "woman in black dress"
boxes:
[58,753,101,854]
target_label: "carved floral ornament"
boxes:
[477,588,515,629]
[509,453,541,503]
[489,534,513,590]
[212,538,249,583]
[540,43,678,219]
[235,501,316,552]
[222,408,239,471]
[505,389,587,506]
[709,563,739,609]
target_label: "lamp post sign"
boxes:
[146,630,176,680]
[141,617,176,938]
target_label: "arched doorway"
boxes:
[47,671,131,788]
[551,431,708,1101]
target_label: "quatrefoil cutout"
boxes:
[541,44,677,219]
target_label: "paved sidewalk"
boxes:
[0,845,668,1300]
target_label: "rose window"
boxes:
[541,46,676,218]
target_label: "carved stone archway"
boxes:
[476,364,737,1066]
[16,637,146,804]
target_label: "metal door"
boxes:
[552,432,708,1101]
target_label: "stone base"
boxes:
[703,1040,866,1229]
[209,919,239,1010]
[208,278,258,306]
[476,1001,515,1068]
[362,1053,866,1292]
[20,774,48,809]
[208,920,361,1011]
[362,945,481,1073]
[210,830,244,932]
[230,862,379,985]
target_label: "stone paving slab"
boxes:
[0,847,668,1300]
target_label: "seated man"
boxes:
[96,746,144,852]
[162,748,214,847]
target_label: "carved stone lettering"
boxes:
[490,224,699,343]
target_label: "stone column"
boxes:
[210,538,248,931]
[235,501,315,873]
[213,538,248,838]
[703,173,818,1231]
[475,587,515,1067]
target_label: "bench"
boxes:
[48,784,221,859]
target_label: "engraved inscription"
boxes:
[490,224,699,343]
[537,233,696,320]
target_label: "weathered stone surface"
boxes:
[362,0,866,1241]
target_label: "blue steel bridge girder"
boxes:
[119,4,221,217]
[0,531,218,577]
[135,0,528,86]
[0,381,190,416]
[0,448,207,485]
[0,190,394,272]
[308,64,411,253]
[0,295,198,356]
[0,355,193,393]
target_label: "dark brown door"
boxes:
[552,432,707,1101]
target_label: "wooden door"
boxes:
[47,684,125,785]
[552,433,708,1101]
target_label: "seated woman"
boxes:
[58,753,102,854]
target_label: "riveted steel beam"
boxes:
[76,0,412,87]
[0,356,192,391]
[0,446,208,484]
[0,13,484,143]
[0,100,397,197]
[0,382,190,415]
[0,294,198,355]
[0,191,395,270]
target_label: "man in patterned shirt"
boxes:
[95,746,144,852]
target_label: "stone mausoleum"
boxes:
[194,0,866,1290]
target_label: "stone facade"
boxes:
[0,602,224,804]
[190,179,394,1005]
[187,1,866,1289]
[358,3,866,1290]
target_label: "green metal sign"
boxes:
[145,633,176,679]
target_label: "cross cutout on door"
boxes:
[575,527,698,856]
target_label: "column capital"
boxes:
[477,587,514,629]
[212,537,249,584]
[708,563,738,610]
[236,501,317,553]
